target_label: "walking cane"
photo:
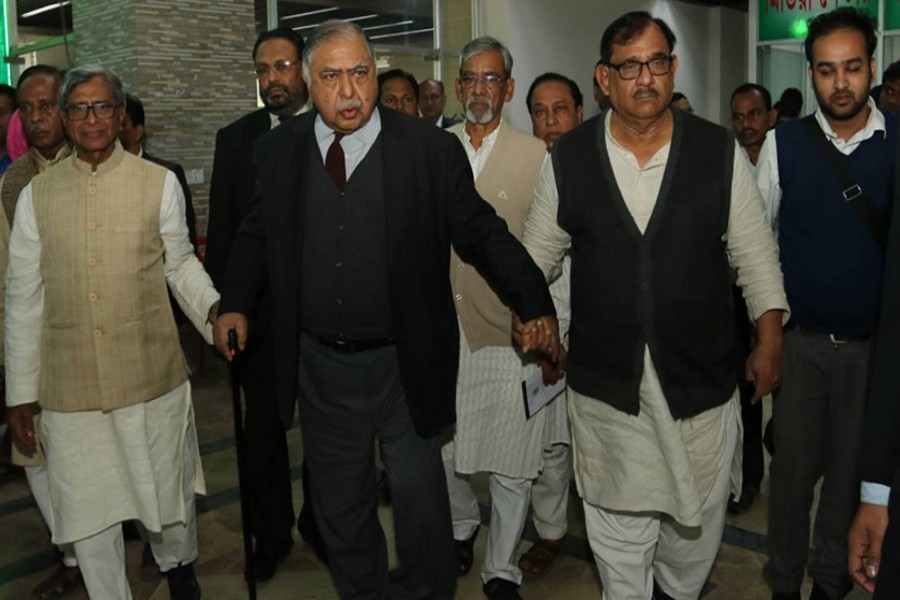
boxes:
[227,329,257,600]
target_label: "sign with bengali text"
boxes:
[759,0,878,41]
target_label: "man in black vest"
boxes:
[522,11,787,599]
[205,27,318,581]
[756,9,896,600]
[212,20,558,600]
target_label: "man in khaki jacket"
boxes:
[441,37,562,600]
[4,65,218,600]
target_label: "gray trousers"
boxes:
[765,329,870,598]
[296,333,456,600]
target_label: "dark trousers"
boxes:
[765,329,870,598]
[296,333,456,600]
[241,337,295,552]
[734,287,763,488]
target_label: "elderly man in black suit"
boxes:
[213,20,558,600]
[205,27,318,581]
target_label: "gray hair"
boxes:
[302,20,376,82]
[60,65,125,108]
[460,36,513,78]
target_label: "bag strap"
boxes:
[802,117,886,249]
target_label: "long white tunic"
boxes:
[446,123,571,479]
[524,112,789,526]
[5,172,217,544]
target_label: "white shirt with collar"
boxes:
[314,107,382,180]
[460,119,502,180]
[755,97,886,230]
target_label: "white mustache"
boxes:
[337,99,362,111]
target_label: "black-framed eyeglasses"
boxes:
[605,56,673,80]
[254,60,300,79]
[458,73,506,89]
[65,102,119,121]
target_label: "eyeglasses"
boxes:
[19,101,58,115]
[254,60,300,79]
[458,73,506,89]
[605,56,673,80]
[65,102,119,121]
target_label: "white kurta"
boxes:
[524,111,789,526]
[5,171,217,544]
[447,123,571,479]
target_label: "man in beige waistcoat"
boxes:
[442,37,565,600]
[3,65,219,600]
[0,64,82,600]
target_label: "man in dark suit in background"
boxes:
[205,27,318,581]
[120,93,197,249]
[848,141,900,599]
[213,20,559,600]
[419,78,459,128]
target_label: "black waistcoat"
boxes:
[300,135,392,339]
[554,110,736,419]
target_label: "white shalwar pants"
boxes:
[444,456,532,585]
[583,436,733,600]
[530,443,570,541]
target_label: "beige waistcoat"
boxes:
[31,143,188,412]
[448,123,547,350]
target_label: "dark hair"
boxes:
[377,69,419,101]
[670,92,686,103]
[730,83,773,111]
[0,84,17,108]
[600,11,676,65]
[804,7,876,65]
[124,93,145,127]
[884,60,900,84]
[776,87,803,119]
[253,27,305,63]
[526,72,583,113]
[419,78,445,95]
[17,65,62,94]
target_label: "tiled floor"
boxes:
[0,343,872,599]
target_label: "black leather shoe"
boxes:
[456,526,479,577]
[482,577,521,600]
[771,591,800,600]
[165,563,201,600]
[253,542,292,582]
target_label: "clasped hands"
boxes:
[512,314,564,384]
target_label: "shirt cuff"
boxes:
[861,482,891,506]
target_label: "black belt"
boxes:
[788,323,870,344]
[316,335,395,353]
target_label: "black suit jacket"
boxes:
[219,109,554,437]
[142,152,197,249]
[861,142,900,492]
[441,115,460,129]
[205,108,271,289]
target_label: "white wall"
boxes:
[474,0,748,130]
